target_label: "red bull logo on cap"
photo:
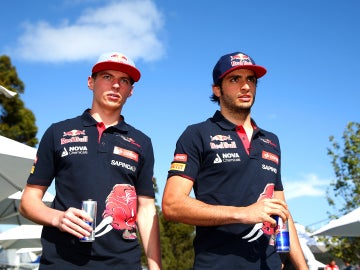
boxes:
[109,53,128,64]
[230,53,253,67]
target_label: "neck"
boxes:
[90,108,122,127]
[220,108,252,127]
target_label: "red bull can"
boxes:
[79,199,97,242]
[275,216,290,253]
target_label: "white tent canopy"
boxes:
[311,207,360,237]
[0,191,54,225]
[0,135,36,201]
[0,225,43,249]
[0,85,17,98]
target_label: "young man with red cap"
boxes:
[162,52,308,269]
[20,52,162,270]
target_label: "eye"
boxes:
[247,76,257,84]
[120,78,131,85]
[102,74,112,81]
[229,75,241,83]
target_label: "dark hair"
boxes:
[210,78,223,105]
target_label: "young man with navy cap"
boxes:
[20,52,162,270]
[162,52,308,269]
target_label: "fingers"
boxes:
[246,198,289,226]
[57,207,94,238]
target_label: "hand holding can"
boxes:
[79,199,97,242]
[275,216,290,253]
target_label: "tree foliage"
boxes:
[325,122,360,263]
[141,178,195,269]
[0,55,38,146]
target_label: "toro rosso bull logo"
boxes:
[95,184,138,240]
[61,129,88,145]
[242,184,277,242]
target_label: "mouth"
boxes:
[107,93,121,100]
[239,95,251,102]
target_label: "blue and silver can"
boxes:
[275,216,290,253]
[79,199,97,242]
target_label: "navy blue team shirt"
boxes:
[27,109,155,270]
[168,110,284,270]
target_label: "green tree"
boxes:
[325,122,360,263]
[0,55,38,146]
[140,178,195,270]
[159,212,195,270]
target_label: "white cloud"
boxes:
[283,173,330,200]
[11,0,165,63]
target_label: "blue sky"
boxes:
[1,0,359,229]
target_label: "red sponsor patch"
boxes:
[262,151,279,164]
[113,146,139,162]
[174,154,188,162]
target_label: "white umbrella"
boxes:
[311,207,360,237]
[0,191,54,225]
[0,135,36,201]
[0,85,17,98]
[0,225,43,249]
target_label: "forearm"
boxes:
[288,215,308,270]
[137,198,162,270]
[20,199,63,227]
[163,194,244,226]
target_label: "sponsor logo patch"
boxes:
[113,146,139,162]
[261,164,277,174]
[173,154,188,162]
[262,151,279,164]
[61,146,88,156]
[170,162,186,172]
[111,160,136,172]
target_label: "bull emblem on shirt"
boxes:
[95,184,138,240]
[242,184,276,242]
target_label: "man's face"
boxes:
[88,70,133,112]
[213,69,257,113]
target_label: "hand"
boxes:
[54,207,93,238]
[244,198,288,227]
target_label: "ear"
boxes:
[128,86,134,97]
[212,84,221,98]
[88,76,94,90]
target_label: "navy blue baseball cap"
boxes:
[212,52,267,84]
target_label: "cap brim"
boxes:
[220,65,267,80]
[92,62,141,82]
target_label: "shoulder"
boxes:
[123,122,152,145]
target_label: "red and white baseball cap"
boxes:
[92,52,141,82]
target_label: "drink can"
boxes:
[275,216,290,253]
[79,199,97,242]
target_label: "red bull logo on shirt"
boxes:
[63,129,86,137]
[61,129,88,145]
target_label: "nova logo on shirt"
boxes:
[61,146,88,156]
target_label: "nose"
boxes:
[112,82,120,89]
